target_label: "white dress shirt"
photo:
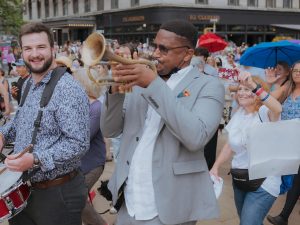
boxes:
[124,65,193,220]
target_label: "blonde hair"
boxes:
[73,68,106,99]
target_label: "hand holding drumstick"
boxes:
[0,144,33,174]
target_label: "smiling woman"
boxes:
[210,72,282,225]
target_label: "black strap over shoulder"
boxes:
[40,67,67,108]
[19,67,67,146]
[19,67,67,108]
[19,78,32,107]
[21,67,67,181]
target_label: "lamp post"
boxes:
[210,18,219,33]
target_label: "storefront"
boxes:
[96,6,300,46]
[43,17,96,46]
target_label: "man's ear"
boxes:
[183,49,195,62]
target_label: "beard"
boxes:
[24,55,53,74]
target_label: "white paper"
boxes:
[210,175,223,199]
[247,120,300,180]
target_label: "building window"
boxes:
[97,0,104,10]
[228,0,239,6]
[53,0,58,16]
[37,0,41,18]
[62,0,68,15]
[73,0,79,14]
[45,0,49,17]
[85,0,91,12]
[283,0,292,8]
[28,0,32,19]
[196,0,208,4]
[131,0,139,6]
[23,1,27,15]
[247,0,258,7]
[266,0,276,8]
[111,0,118,9]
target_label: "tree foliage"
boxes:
[0,0,24,35]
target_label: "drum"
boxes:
[0,168,31,222]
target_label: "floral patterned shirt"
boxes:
[281,96,300,121]
[0,70,90,182]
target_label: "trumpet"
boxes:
[81,32,157,86]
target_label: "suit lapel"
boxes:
[173,67,200,96]
[156,67,201,133]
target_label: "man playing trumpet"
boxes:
[100,20,225,225]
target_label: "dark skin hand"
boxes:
[111,63,157,93]
[11,86,19,99]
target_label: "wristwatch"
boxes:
[32,152,40,168]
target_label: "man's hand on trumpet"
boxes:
[112,63,157,91]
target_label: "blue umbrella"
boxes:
[240,41,300,69]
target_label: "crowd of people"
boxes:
[0,19,299,225]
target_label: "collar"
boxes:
[33,70,53,86]
[169,65,193,80]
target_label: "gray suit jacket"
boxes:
[100,67,225,224]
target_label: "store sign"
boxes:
[189,15,220,21]
[122,16,145,22]
[68,24,94,27]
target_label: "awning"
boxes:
[42,17,96,28]
[272,24,300,31]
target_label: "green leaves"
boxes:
[0,0,24,35]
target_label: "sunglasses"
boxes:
[151,43,190,55]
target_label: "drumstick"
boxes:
[0,152,6,162]
[0,144,33,175]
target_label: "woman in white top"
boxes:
[210,72,282,225]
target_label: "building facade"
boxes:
[23,0,300,46]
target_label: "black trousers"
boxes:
[204,130,218,170]
[280,165,300,220]
[9,172,87,225]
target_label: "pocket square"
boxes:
[177,90,190,98]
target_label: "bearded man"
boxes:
[0,22,90,225]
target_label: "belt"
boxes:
[31,170,78,189]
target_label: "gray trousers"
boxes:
[9,172,87,225]
[82,166,107,225]
[115,204,196,225]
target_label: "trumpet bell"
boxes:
[82,33,106,66]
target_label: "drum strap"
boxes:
[20,67,67,181]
